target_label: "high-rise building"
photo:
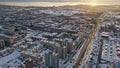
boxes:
[45,50,59,68]
[56,46,62,58]
[45,51,51,67]
[62,46,67,59]
[52,52,59,68]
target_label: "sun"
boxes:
[91,3,96,6]
[90,2,97,6]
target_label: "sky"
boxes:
[0,0,119,2]
[0,0,119,6]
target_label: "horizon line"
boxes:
[0,2,120,7]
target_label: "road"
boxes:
[74,14,104,68]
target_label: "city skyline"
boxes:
[0,0,120,68]
[0,0,120,6]
[0,0,120,2]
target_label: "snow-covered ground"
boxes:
[0,51,20,66]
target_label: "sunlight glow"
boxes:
[90,2,97,6]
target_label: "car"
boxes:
[105,44,108,46]
[104,53,107,56]
[105,47,108,50]
[110,44,112,46]
[110,54,113,56]
[105,51,108,54]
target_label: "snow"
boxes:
[99,64,108,68]
[66,63,74,68]
[0,51,20,66]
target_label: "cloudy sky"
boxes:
[0,0,119,6]
[0,0,119,2]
